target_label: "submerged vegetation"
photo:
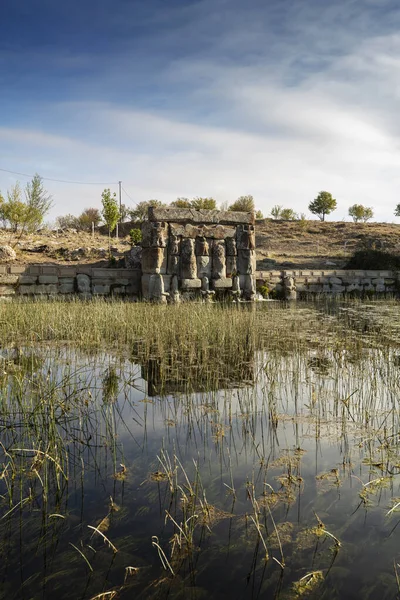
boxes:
[1,299,400,598]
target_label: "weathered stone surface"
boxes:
[141,221,168,248]
[59,283,75,294]
[149,207,254,225]
[169,234,181,255]
[167,255,180,276]
[346,283,363,293]
[18,285,36,295]
[34,284,58,295]
[111,286,127,295]
[329,277,343,285]
[226,256,237,278]
[125,246,142,269]
[169,223,236,240]
[0,246,16,261]
[19,275,38,285]
[181,278,202,289]
[225,237,237,256]
[180,239,197,279]
[236,225,255,250]
[39,275,59,284]
[0,285,16,295]
[0,275,19,285]
[243,275,256,300]
[149,273,168,303]
[141,247,166,274]
[9,266,25,274]
[77,274,91,293]
[169,275,180,304]
[237,250,256,275]
[195,236,209,256]
[372,278,385,286]
[211,240,226,279]
[212,277,232,289]
[58,277,75,285]
[196,255,211,278]
[93,284,110,295]
[283,276,296,301]
[375,284,386,292]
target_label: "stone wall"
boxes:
[256,269,398,299]
[0,264,141,298]
[141,207,256,302]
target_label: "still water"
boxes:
[0,303,399,599]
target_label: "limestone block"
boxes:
[141,247,166,274]
[169,234,181,255]
[125,246,142,269]
[329,277,342,285]
[307,284,323,293]
[361,278,372,285]
[149,207,254,225]
[141,221,168,248]
[236,225,255,250]
[363,283,375,292]
[237,249,256,275]
[243,275,256,300]
[0,285,16,295]
[181,278,202,289]
[170,223,235,240]
[93,285,110,295]
[331,284,345,292]
[19,275,38,285]
[180,239,197,279]
[167,255,180,276]
[306,277,319,284]
[226,256,237,278]
[18,285,36,295]
[372,278,385,286]
[9,265,25,274]
[141,274,170,298]
[375,284,386,292]
[59,283,75,294]
[35,285,58,294]
[195,236,209,256]
[77,274,91,293]
[38,275,59,284]
[58,277,75,285]
[211,240,226,279]
[212,277,233,289]
[0,246,16,261]
[0,266,6,274]
[149,273,168,303]
[225,237,237,256]
[0,275,19,285]
[197,255,211,278]
[111,286,127,295]
[346,283,363,292]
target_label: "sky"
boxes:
[1,0,400,222]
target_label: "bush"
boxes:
[346,249,400,270]
[129,228,142,246]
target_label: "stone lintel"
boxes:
[148,207,254,225]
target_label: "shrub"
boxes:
[129,228,142,246]
[346,249,400,270]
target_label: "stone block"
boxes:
[35,284,58,294]
[225,237,237,256]
[59,267,77,277]
[180,278,202,289]
[148,207,254,225]
[346,283,363,292]
[141,221,168,248]
[295,284,307,292]
[77,274,91,293]
[372,278,385,286]
[211,240,226,279]
[9,266,25,274]
[379,271,392,277]
[0,266,7,274]
[384,279,395,285]
[27,266,40,275]
[111,286,127,295]
[76,266,93,275]
[361,278,372,285]
[305,277,319,284]
[212,277,233,289]
[141,247,166,274]
[375,284,386,292]
[19,275,38,285]
[59,283,75,294]
[331,284,345,292]
[125,246,142,269]
[58,277,75,285]
[0,285,16,295]
[180,239,197,279]
[236,225,255,250]
[195,236,209,256]
[0,275,19,285]
[93,285,110,295]
[226,255,237,278]
[18,285,36,295]
[307,284,323,293]
[170,223,235,240]
[41,266,58,275]
[167,254,180,276]
[329,277,342,285]
[197,255,212,278]
[39,275,59,284]
[237,249,256,275]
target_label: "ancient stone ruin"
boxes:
[141,207,256,302]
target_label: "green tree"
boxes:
[56,214,80,230]
[255,210,264,219]
[24,174,53,231]
[280,208,298,220]
[78,207,102,231]
[309,191,337,221]
[394,204,400,217]
[101,189,120,241]
[170,197,191,208]
[4,183,29,232]
[348,204,374,223]
[190,197,217,210]
[270,205,283,219]
[228,195,255,212]
[129,199,165,222]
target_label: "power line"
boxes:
[122,186,137,205]
[0,167,118,186]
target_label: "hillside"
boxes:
[0,220,399,270]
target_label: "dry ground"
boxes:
[0,220,399,269]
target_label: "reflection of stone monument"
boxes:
[141,208,256,301]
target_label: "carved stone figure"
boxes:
[142,221,168,248]
[237,249,255,275]
[169,234,181,255]
[180,238,197,279]
[211,240,226,279]
[236,225,255,250]
[195,236,209,256]
[226,255,237,278]
[225,237,237,256]
[169,275,180,304]
[243,274,256,301]
[283,275,297,301]
[142,247,165,274]
[149,273,168,303]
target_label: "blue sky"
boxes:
[1,0,400,222]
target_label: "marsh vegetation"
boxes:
[0,299,400,599]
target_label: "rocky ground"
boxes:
[0,219,399,270]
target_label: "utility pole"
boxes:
[116,180,122,240]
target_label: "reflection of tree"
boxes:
[102,366,119,402]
